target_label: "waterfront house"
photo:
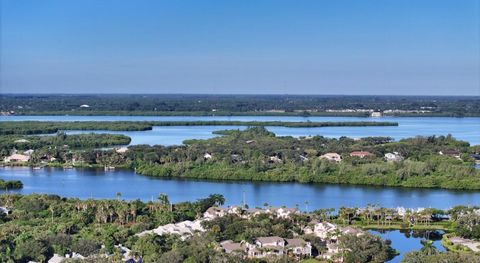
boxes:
[4,153,30,163]
[203,206,228,219]
[371,111,383,117]
[349,151,373,158]
[320,153,342,162]
[244,237,311,258]
[311,222,338,240]
[341,226,364,236]
[266,207,299,218]
[256,236,285,248]
[138,219,205,241]
[385,152,403,162]
[285,238,312,257]
[253,236,285,257]
[220,240,247,255]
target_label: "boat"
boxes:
[104,166,115,171]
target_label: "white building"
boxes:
[320,153,342,163]
[385,152,404,162]
[203,153,212,160]
[4,153,30,163]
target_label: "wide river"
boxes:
[1,115,479,145]
[2,167,479,210]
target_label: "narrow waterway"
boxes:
[2,167,479,210]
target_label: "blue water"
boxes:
[1,167,479,210]
[2,115,479,145]
[370,230,445,263]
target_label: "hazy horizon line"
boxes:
[1,93,479,97]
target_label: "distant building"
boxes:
[4,153,30,163]
[265,207,300,218]
[384,152,403,162]
[23,149,34,156]
[349,151,373,158]
[220,240,247,254]
[320,153,342,162]
[370,111,383,117]
[14,139,30,143]
[285,238,312,257]
[79,104,90,108]
[116,147,129,153]
[203,207,228,219]
[221,237,311,259]
[254,236,286,257]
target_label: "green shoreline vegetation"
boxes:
[0,120,398,135]
[0,179,23,190]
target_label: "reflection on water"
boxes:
[370,229,445,263]
[1,167,479,210]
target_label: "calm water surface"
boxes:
[370,230,445,263]
[1,167,479,210]
[1,115,479,145]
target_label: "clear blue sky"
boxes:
[1,0,479,95]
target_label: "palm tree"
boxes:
[48,205,55,223]
[158,193,170,207]
[115,192,122,201]
[420,240,438,256]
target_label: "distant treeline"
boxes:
[2,94,479,116]
[0,133,131,153]
[0,121,398,135]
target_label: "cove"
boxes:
[369,230,445,263]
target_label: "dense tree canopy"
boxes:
[2,94,479,117]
